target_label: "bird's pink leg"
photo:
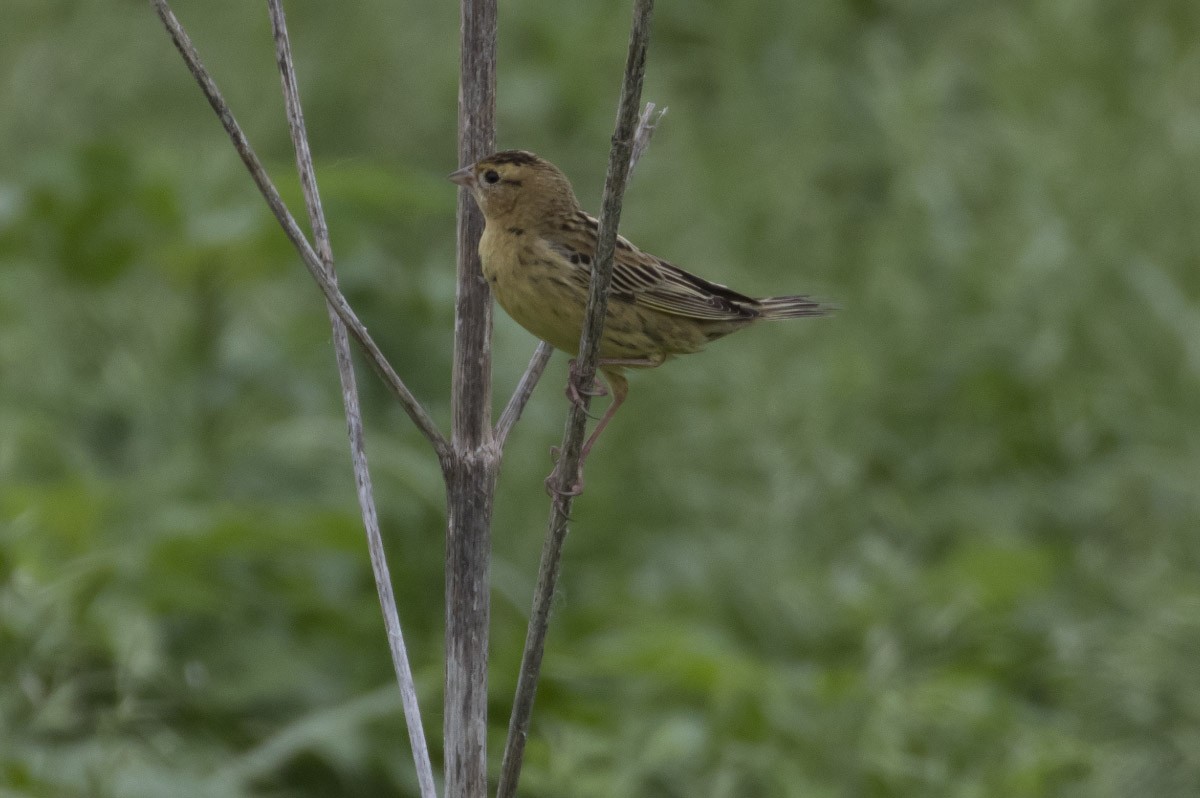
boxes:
[578,371,628,465]
[546,356,663,498]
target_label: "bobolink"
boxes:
[450,150,830,472]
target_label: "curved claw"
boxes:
[544,469,585,499]
[564,359,609,409]
[545,447,584,497]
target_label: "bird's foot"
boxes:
[544,463,585,499]
[564,359,608,409]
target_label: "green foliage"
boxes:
[3,0,1200,795]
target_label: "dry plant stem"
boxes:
[446,1,499,797]
[264,3,437,797]
[151,0,449,463]
[494,341,553,448]
[629,101,667,175]
[495,2,656,796]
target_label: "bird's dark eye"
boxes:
[483,169,500,184]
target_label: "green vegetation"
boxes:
[3,0,1200,795]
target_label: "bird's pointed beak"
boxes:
[448,165,476,187]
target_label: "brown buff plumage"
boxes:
[450,150,831,484]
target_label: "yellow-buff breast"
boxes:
[479,224,715,362]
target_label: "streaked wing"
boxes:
[548,211,759,322]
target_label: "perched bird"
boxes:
[450,150,829,484]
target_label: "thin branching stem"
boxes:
[494,341,554,449]
[264,3,437,796]
[495,3,657,796]
[151,0,449,462]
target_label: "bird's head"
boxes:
[449,150,580,228]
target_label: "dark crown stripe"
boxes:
[484,150,542,167]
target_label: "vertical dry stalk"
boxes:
[151,2,444,794]
[446,1,499,797]
[496,2,657,796]
[264,2,436,796]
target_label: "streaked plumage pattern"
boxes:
[449,150,830,477]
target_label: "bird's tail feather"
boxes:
[756,295,834,319]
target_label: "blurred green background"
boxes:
[3,0,1200,796]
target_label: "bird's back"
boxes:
[464,149,830,364]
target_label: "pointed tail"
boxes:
[755,294,835,319]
